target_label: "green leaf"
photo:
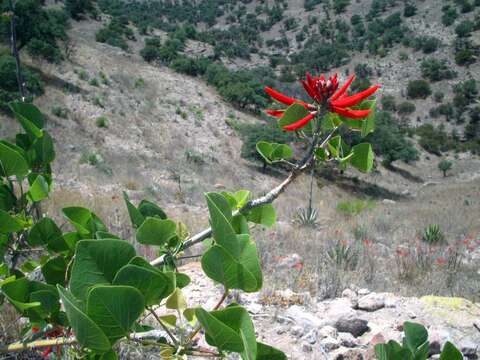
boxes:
[271,144,293,161]
[62,207,107,237]
[41,256,68,285]
[113,264,174,306]
[278,103,310,130]
[28,175,49,202]
[233,190,251,209]
[375,341,412,360]
[95,231,120,240]
[57,285,111,352]
[315,147,328,161]
[69,240,136,300]
[10,102,44,138]
[403,322,428,354]
[30,289,60,316]
[197,305,257,360]
[0,209,23,233]
[31,132,55,165]
[201,234,262,292]
[205,192,236,243]
[246,204,276,227]
[195,307,244,353]
[1,278,41,314]
[360,100,376,137]
[256,141,274,164]
[86,285,145,345]
[166,288,187,311]
[0,141,29,178]
[123,192,145,228]
[138,200,167,219]
[136,218,177,246]
[28,217,68,252]
[321,112,342,132]
[256,342,287,360]
[439,341,463,360]
[350,143,374,173]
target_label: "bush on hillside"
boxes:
[407,80,432,99]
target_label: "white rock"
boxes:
[247,303,262,315]
[357,288,370,296]
[286,305,323,329]
[382,199,396,205]
[342,289,357,299]
[319,326,338,339]
[358,293,385,311]
[303,329,318,345]
[338,332,358,348]
[320,336,340,352]
[291,325,305,338]
[301,341,313,352]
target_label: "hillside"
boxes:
[0,1,480,358]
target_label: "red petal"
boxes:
[301,79,317,100]
[331,85,381,108]
[330,74,356,101]
[332,106,371,119]
[283,112,317,131]
[266,109,284,118]
[265,86,302,106]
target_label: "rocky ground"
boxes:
[123,262,480,360]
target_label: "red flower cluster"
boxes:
[31,326,65,358]
[265,73,381,131]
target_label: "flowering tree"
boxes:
[1,72,381,359]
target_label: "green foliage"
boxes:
[438,159,453,177]
[333,0,351,14]
[410,36,440,54]
[397,101,416,116]
[327,241,358,270]
[51,105,69,119]
[403,3,417,17]
[381,95,396,111]
[0,2,67,62]
[96,18,134,51]
[337,199,374,216]
[293,206,319,227]
[65,0,96,20]
[421,224,446,244]
[416,124,457,155]
[0,54,43,111]
[96,116,108,128]
[453,79,478,111]
[375,322,462,360]
[455,19,474,37]
[442,5,458,26]
[420,58,457,82]
[237,121,294,162]
[407,80,432,99]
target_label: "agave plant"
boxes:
[421,224,446,244]
[327,241,358,271]
[293,206,319,227]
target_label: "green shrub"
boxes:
[397,101,416,116]
[420,58,457,82]
[236,121,294,162]
[416,124,456,154]
[434,91,444,103]
[51,106,69,118]
[455,19,474,37]
[293,206,319,227]
[442,5,458,26]
[453,79,478,111]
[438,159,453,177]
[89,78,99,87]
[327,241,358,270]
[65,0,95,19]
[337,199,374,216]
[0,54,43,111]
[95,116,109,128]
[95,18,133,50]
[403,3,417,17]
[407,80,432,99]
[333,0,351,14]
[421,224,446,244]
[381,95,397,111]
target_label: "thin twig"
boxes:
[148,308,178,346]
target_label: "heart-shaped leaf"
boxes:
[57,285,111,352]
[0,141,29,178]
[113,264,174,306]
[86,285,145,345]
[69,240,136,300]
[0,209,23,233]
[136,218,177,246]
[62,207,107,237]
[246,204,276,227]
[350,143,374,173]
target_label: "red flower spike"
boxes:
[41,347,52,358]
[330,74,355,102]
[264,86,311,108]
[283,112,317,131]
[264,72,380,129]
[330,85,381,108]
[332,106,371,119]
[266,109,284,118]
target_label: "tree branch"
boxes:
[150,125,336,267]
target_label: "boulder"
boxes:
[320,336,341,352]
[291,325,304,338]
[335,318,370,337]
[358,293,385,312]
[303,329,318,345]
[319,325,338,339]
[285,305,323,329]
[338,332,359,348]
